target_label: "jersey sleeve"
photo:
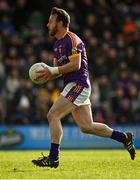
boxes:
[66,33,83,59]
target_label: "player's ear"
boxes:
[59,21,63,27]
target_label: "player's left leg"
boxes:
[32,95,77,168]
[72,104,135,160]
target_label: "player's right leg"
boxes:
[72,105,135,160]
[32,94,77,168]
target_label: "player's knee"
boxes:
[80,126,92,134]
[47,109,57,122]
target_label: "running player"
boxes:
[32,7,135,168]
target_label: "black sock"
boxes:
[49,143,60,160]
[111,130,127,143]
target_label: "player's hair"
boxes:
[51,7,70,28]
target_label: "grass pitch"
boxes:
[0,150,140,179]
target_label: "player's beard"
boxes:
[49,24,58,37]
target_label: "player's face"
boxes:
[47,15,58,36]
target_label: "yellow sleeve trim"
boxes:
[68,53,80,59]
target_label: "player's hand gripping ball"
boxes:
[29,62,50,84]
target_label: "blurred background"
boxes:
[0,0,140,150]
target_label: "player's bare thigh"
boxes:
[48,95,77,120]
[72,104,93,129]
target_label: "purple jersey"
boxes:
[53,31,91,88]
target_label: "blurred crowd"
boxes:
[0,0,140,125]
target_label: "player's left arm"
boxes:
[36,58,61,80]
[46,52,81,76]
[37,37,82,79]
[49,37,82,76]
[37,53,81,80]
[47,58,62,80]
[58,53,81,75]
[48,53,82,77]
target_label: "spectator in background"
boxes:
[0,0,139,125]
[122,15,138,45]
[0,15,15,35]
[0,0,10,13]
[12,0,29,31]
[128,83,140,123]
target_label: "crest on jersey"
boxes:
[58,45,62,54]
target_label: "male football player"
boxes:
[32,7,135,168]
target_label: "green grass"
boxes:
[0,150,140,179]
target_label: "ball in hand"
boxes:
[29,62,49,84]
